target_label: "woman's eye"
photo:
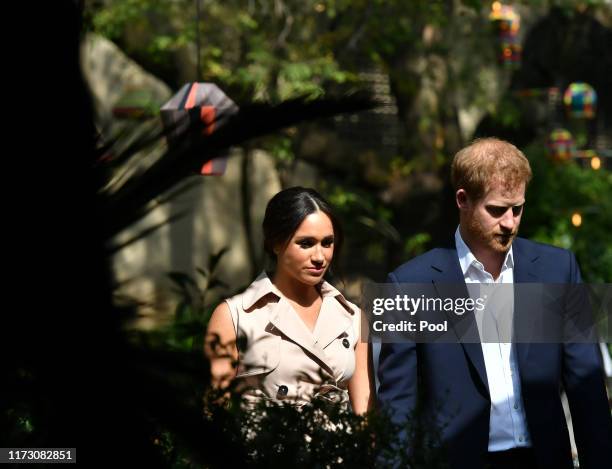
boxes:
[322,239,334,248]
[298,240,313,248]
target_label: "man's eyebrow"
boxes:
[486,202,524,207]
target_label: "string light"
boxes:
[571,212,582,227]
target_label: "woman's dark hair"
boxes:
[263,187,343,265]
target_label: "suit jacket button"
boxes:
[277,385,288,397]
[342,338,350,348]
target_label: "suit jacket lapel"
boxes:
[432,248,489,396]
[512,238,538,283]
[512,238,539,369]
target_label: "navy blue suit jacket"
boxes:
[377,237,612,469]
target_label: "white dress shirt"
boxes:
[455,227,532,451]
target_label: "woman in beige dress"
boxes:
[205,187,374,414]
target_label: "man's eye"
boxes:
[486,205,524,217]
[512,204,524,216]
[486,206,507,217]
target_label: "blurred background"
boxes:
[80,0,611,326]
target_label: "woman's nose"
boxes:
[312,245,324,262]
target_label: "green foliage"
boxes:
[328,185,396,237]
[194,390,449,469]
[267,134,295,164]
[88,0,358,100]
[326,184,399,265]
[522,144,612,281]
[145,249,231,353]
[404,233,432,258]
[491,95,523,130]
[5,404,35,442]
[86,0,612,309]
[90,0,155,39]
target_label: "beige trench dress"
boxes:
[225,272,361,406]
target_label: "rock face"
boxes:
[80,33,173,135]
[81,34,281,327]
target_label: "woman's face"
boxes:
[275,211,335,287]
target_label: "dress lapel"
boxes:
[242,273,354,378]
[268,297,336,378]
[315,296,354,349]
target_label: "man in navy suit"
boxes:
[377,138,611,468]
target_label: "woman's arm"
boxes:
[348,336,376,414]
[348,342,376,414]
[204,302,238,390]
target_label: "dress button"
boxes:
[277,385,288,397]
[342,338,350,348]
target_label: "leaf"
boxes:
[167,271,199,290]
[207,278,229,290]
[208,247,229,273]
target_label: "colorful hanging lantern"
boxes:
[489,2,521,67]
[546,128,575,162]
[161,82,238,176]
[563,82,597,119]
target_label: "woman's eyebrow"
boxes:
[295,235,334,240]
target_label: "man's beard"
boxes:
[467,215,517,254]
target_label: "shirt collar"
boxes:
[454,226,514,276]
[241,271,353,313]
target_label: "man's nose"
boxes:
[499,208,516,231]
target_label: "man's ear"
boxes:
[456,189,470,211]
